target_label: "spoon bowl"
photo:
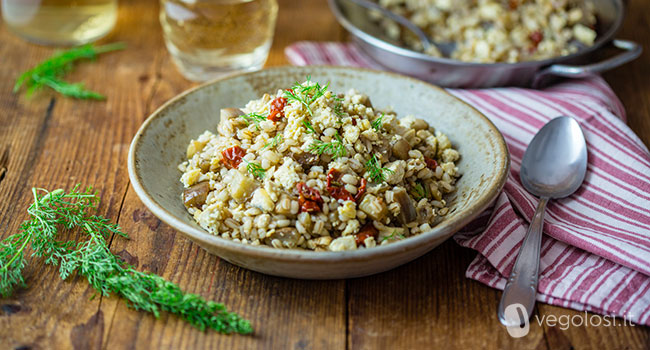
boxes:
[498,116,588,328]
[520,117,588,199]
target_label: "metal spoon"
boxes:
[346,0,455,57]
[498,116,588,327]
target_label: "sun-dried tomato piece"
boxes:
[424,156,438,170]
[354,178,367,202]
[221,145,246,169]
[268,97,287,122]
[326,169,355,201]
[329,186,354,202]
[326,168,342,188]
[355,222,379,246]
[529,31,544,47]
[297,182,323,213]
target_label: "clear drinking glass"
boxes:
[1,0,118,46]
[159,0,278,82]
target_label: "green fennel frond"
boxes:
[14,42,125,99]
[0,186,252,335]
[262,134,282,150]
[246,161,266,179]
[240,112,267,130]
[371,113,385,131]
[302,120,316,134]
[283,76,330,116]
[365,154,394,183]
[308,133,346,159]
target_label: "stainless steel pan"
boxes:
[328,0,641,88]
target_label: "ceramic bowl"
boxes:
[128,66,509,279]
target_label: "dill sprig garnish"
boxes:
[0,186,252,335]
[365,154,394,183]
[283,76,330,116]
[409,181,429,200]
[371,113,385,131]
[381,231,406,242]
[240,112,267,130]
[333,96,344,117]
[14,42,125,100]
[262,134,282,150]
[246,161,266,179]
[302,120,316,134]
[308,133,347,160]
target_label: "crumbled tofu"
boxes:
[273,159,301,191]
[384,160,406,185]
[181,168,201,187]
[329,235,357,251]
[441,149,460,163]
[228,171,257,202]
[338,200,357,220]
[573,24,596,46]
[251,188,274,212]
[358,194,388,221]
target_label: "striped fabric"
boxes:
[285,41,650,325]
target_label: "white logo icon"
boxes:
[503,303,530,338]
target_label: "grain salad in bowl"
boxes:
[178,77,460,251]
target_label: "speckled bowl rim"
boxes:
[128,65,510,263]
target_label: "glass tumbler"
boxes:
[2,0,118,46]
[160,0,278,82]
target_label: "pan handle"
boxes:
[532,39,642,88]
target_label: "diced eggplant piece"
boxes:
[392,138,411,160]
[183,181,210,208]
[292,152,319,171]
[220,108,245,119]
[266,227,300,248]
[393,188,417,224]
[412,118,429,130]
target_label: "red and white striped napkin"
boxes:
[286,42,650,325]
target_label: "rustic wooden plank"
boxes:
[0,1,161,349]
[603,0,650,148]
[99,1,347,349]
[102,189,346,349]
[536,304,650,349]
[266,0,347,67]
[346,0,650,347]
[1,0,650,349]
[347,240,548,350]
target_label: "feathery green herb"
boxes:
[381,231,406,242]
[365,154,394,183]
[246,161,266,179]
[409,181,429,201]
[302,120,316,134]
[262,134,282,150]
[308,133,346,160]
[0,186,252,335]
[14,42,125,100]
[333,96,344,117]
[240,112,267,130]
[284,76,330,116]
[371,113,385,131]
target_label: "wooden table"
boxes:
[1,0,649,349]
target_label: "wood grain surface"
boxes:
[0,0,648,349]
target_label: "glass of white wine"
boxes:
[160,0,278,82]
[2,0,118,46]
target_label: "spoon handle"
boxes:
[498,197,548,326]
